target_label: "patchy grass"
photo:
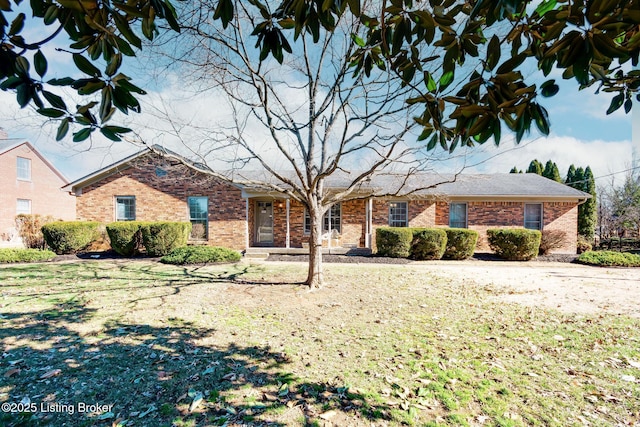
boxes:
[0,260,639,426]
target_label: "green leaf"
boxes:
[37,108,65,118]
[56,118,70,141]
[43,4,58,25]
[425,71,437,92]
[439,70,454,88]
[73,127,93,142]
[9,13,25,36]
[34,50,47,78]
[606,93,624,114]
[100,127,122,142]
[214,0,234,28]
[535,0,557,16]
[73,54,101,77]
[47,77,75,86]
[351,33,366,47]
[485,35,501,71]
[42,90,67,111]
[540,80,559,97]
[278,18,295,29]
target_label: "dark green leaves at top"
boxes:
[73,54,101,77]
[34,50,47,77]
[606,93,624,115]
[485,35,501,71]
[540,79,559,97]
[214,0,234,28]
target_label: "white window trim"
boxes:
[388,201,409,227]
[449,202,468,228]
[16,199,32,215]
[524,203,543,230]
[304,203,342,235]
[188,196,209,240]
[115,196,136,221]
[16,157,31,181]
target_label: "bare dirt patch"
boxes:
[406,260,640,317]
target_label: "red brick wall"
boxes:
[76,155,247,249]
[0,143,76,241]
[435,200,578,253]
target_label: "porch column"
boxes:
[366,197,373,248]
[245,198,250,249]
[285,199,290,248]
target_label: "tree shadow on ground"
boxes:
[0,298,391,426]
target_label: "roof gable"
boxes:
[0,140,70,184]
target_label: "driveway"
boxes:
[419,260,640,317]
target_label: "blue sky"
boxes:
[0,4,638,188]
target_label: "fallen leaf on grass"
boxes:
[189,392,203,412]
[4,368,20,377]
[40,369,61,379]
[319,410,337,420]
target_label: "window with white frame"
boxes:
[16,199,31,215]
[449,203,467,228]
[17,157,31,181]
[188,196,208,239]
[524,203,543,230]
[389,201,408,227]
[304,203,341,234]
[115,196,136,221]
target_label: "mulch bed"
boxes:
[51,250,578,264]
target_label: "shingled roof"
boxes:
[66,145,591,201]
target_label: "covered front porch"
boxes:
[241,192,374,251]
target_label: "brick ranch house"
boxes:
[65,147,591,254]
[0,138,76,246]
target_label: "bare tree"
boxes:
[137,1,472,288]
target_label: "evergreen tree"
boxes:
[566,165,577,187]
[579,167,597,240]
[509,167,522,174]
[543,160,562,182]
[527,160,543,175]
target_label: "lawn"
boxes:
[0,260,638,426]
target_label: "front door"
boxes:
[255,201,274,245]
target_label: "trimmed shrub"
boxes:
[160,246,241,265]
[15,214,55,249]
[376,227,413,258]
[410,228,447,260]
[487,228,542,261]
[41,221,101,254]
[443,228,478,260]
[106,221,145,256]
[0,248,56,263]
[538,229,568,255]
[577,250,640,267]
[140,222,191,256]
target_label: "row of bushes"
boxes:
[40,221,192,256]
[106,221,192,256]
[376,228,479,260]
[376,227,543,261]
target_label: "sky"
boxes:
[0,5,638,189]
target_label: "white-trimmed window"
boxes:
[389,201,408,227]
[188,196,208,239]
[115,196,136,221]
[16,199,31,215]
[449,203,468,228]
[524,203,543,230]
[17,157,31,181]
[304,203,341,234]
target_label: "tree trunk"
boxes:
[306,205,324,289]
